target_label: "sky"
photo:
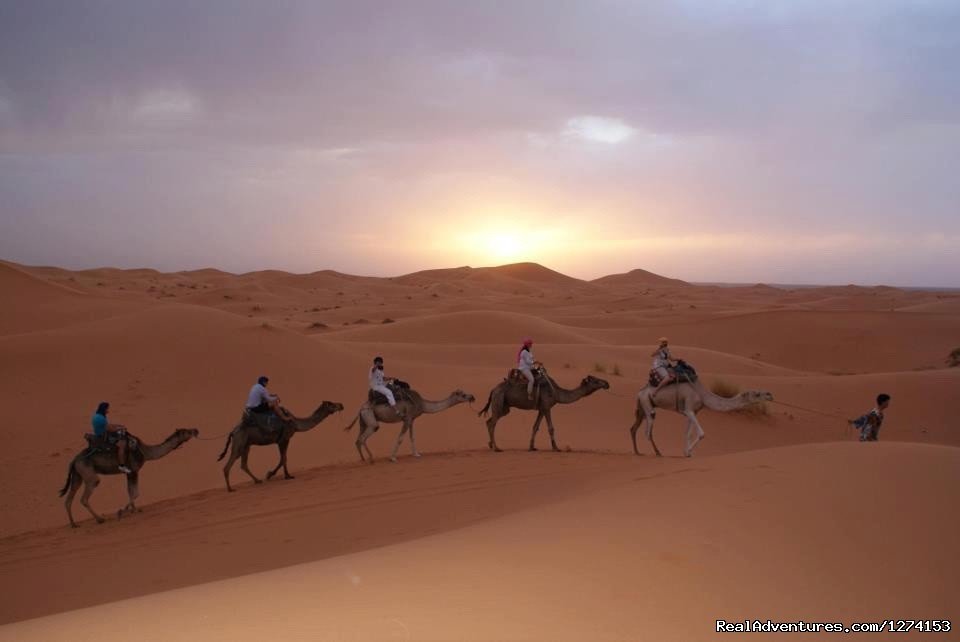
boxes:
[1,0,958,286]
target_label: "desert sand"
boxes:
[1,259,957,640]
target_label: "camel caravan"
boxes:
[59,337,773,527]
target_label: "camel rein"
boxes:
[768,399,849,422]
[195,430,234,441]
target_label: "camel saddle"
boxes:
[81,431,138,458]
[241,407,293,432]
[368,380,412,405]
[648,360,698,388]
[506,367,548,388]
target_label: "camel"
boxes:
[343,389,476,463]
[479,373,610,452]
[58,428,199,528]
[629,380,773,457]
[217,401,344,492]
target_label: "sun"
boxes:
[486,233,523,260]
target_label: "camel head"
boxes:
[744,390,774,404]
[313,401,345,417]
[171,428,200,448]
[580,375,610,395]
[450,389,476,404]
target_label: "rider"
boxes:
[245,376,294,423]
[369,356,405,418]
[92,402,132,474]
[517,337,538,400]
[651,337,677,394]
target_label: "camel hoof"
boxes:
[70,523,79,529]
[254,479,263,484]
[528,446,538,452]
[227,487,235,493]
[95,517,105,524]
[117,510,123,520]
[494,448,503,453]
[285,475,295,480]
[389,457,398,463]
[413,452,422,458]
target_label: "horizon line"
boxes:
[4,257,958,291]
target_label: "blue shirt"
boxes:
[92,413,108,437]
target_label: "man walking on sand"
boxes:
[849,393,890,441]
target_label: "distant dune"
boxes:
[592,267,690,287]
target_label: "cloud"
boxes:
[563,116,635,144]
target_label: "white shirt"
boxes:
[652,347,672,369]
[369,366,386,389]
[246,383,277,408]
[518,349,535,371]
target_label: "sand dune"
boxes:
[1,259,957,635]
[329,309,602,345]
[0,262,144,335]
[1,443,956,640]
[592,267,690,287]
[592,309,959,372]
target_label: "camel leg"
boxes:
[354,418,367,462]
[390,421,411,462]
[646,410,662,457]
[222,450,239,492]
[486,416,502,452]
[281,441,294,479]
[629,406,645,456]
[79,475,106,525]
[543,409,561,452]
[354,435,366,462]
[64,469,83,528]
[409,422,421,458]
[118,472,140,519]
[357,423,377,464]
[528,411,545,451]
[266,439,293,480]
[683,410,706,457]
[239,448,262,484]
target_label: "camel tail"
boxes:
[216,432,233,461]
[58,462,76,497]
[478,390,493,417]
[343,413,360,432]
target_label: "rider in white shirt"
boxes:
[651,337,676,393]
[517,338,537,400]
[369,356,406,418]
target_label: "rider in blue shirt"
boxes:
[92,402,132,474]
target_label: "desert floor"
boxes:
[1,260,957,640]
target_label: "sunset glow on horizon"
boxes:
[1,1,958,286]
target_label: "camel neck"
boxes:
[291,411,330,432]
[553,384,590,405]
[420,396,459,414]
[139,433,184,461]
[693,381,752,412]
